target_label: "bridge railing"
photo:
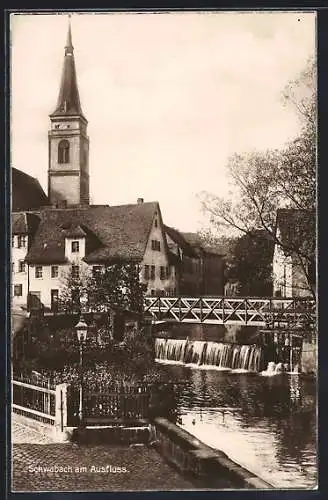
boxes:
[144,296,316,328]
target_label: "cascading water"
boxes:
[155,338,263,372]
[155,338,188,363]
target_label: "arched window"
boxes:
[58,140,70,164]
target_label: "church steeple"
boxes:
[65,18,73,55]
[50,17,86,120]
[48,16,90,207]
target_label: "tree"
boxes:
[200,60,316,297]
[226,230,274,296]
[59,262,147,314]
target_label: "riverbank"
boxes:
[162,364,317,489]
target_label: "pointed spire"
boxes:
[65,15,73,56]
[50,16,86,120]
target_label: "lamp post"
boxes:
[75,316,88,427]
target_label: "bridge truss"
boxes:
[144,296,316,330]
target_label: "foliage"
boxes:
[226,230,274,296]
[58,262,147,314]
[199,60,316,297]
[13,315,175,387]
[87,263,147,314]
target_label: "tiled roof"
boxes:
[25,202,159,265]
[12,213,27,234]
[12,168,48,211]
[12,212,41,235]
[63,224,87,238]
[182,232,225,256]
[164,226,196,257]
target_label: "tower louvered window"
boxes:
[58,139,70,164]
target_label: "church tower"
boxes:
[48,18,89,206]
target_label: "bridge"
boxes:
[144,296,316,330]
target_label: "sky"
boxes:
[11,11,316,232]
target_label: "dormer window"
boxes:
[58,139,70,164]
[71,241,79,253]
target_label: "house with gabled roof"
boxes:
[165,226,225,296]
[272,208,315,297]
[12,200,175,310]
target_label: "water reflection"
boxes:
[165,365,317,488]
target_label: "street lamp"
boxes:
[75,316,88,427]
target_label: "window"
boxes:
[55,124,60,129]
[14,284,22,297]
[71,241,79,253]
[51,265,59,278]
[160,266,165,280]
[35,266,42,278]
[144,265,150,280]
[150,289,156,296]
[58,139,70,164]
[150,265,155,280]
[151,240,161,251]
[166,266,170,279]
[154,219,158,228]
[18,260,26,273]
[72,265,80,279]
[12,262,14,272]
[17,235,27,248]
[12,235,15,247]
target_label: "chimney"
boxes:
[137,198,144,204]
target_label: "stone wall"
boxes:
[153,417,273,489]
[168,323,259,344]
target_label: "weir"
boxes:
[155,338,263,372]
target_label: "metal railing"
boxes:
[67,384,150,425]
[12,378,56,425]
[144,296,316,329]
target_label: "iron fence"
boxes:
[12,378,56,425]
[67,384,150,425]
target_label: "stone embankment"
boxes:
[153,417,273,489]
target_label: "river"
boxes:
[160,363,317,489]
